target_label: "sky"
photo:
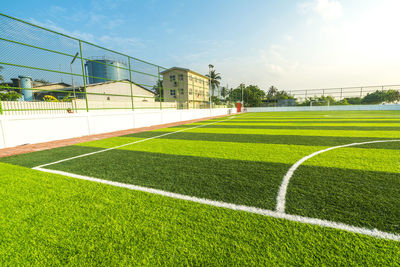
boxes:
[1,0,400,91]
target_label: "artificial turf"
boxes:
[1,110,400,264]
[0,162,399,265]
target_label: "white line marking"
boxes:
[34,116,235,169]
[276,139,400,213]
[32,167,400,241]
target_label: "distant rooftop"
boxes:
[160,67,210,80]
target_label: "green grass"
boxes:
[1,110,400,264]
[1,162,399,265]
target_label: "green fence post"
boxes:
[158,66,162,110]
[78,40,89,112]
[0,100,3,115]
[128,57,134,111]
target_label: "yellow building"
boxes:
[160,67,210,109]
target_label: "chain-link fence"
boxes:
[0,13,220,115]
[289,85,400,104]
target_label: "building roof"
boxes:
[160,67,210,80]
[83,80,155,95]
[33,82,71,89]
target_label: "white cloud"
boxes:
[27,18,146,54]
[99,35,145,52]
[49,6,67,16]
[266,63,284,76]
[28,18,96,43]
[299,0,343,20]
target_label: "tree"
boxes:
[362,90,387,104]
[362,90,400,104]
[344,97,362,105]
[0,91,21,101]
[245,85,265,106]
[221,86,228,100]
[227,84,265,107]
[384,89,400,103]
[211,96,222,105]
[274,90,294,100]
[297,95,335,106]
[205,70,221,97]
[34,79,50,85]
[152,80,163,101]
[0,66,4,83]
[267,86,278,99]
[265,86,294,101]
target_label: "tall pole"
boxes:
[241,84,244,108]
[208,64,213,109]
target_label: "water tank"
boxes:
[18,75,33,101]
[85,58,128,84]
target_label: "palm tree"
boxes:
[221,86,228,100]
[267,86,278,96]
[206,69,221,97]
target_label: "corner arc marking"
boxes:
[275,139,400,213]
[32,166,400,241]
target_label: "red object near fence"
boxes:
[236,102,242,113]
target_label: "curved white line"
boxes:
[276,139,400,213]
[32,167,400,241]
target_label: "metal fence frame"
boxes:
[0,13,218,115]
[289,84,400,103]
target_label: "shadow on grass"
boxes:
[184,124,400,131]
[216,120,400,124]
[122,131,400,149]
[0,146,103,168]
[47,149,290,210]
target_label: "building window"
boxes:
[189,89,193,95]
[178,74,184,81]
[170,89,176,96]
[180,88,184,95]
[170,75,176,81]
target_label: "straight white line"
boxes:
[32,167,400,241]
[276,139,400,213]
[34,116,235,169]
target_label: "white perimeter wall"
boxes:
[0,108,237,149]
[247,104,400,112]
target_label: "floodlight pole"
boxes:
[70,52,79,99]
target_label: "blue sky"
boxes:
[1,0,400,90]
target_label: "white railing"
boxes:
[1,101,74,115]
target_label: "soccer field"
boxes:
[1,110,400,265]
